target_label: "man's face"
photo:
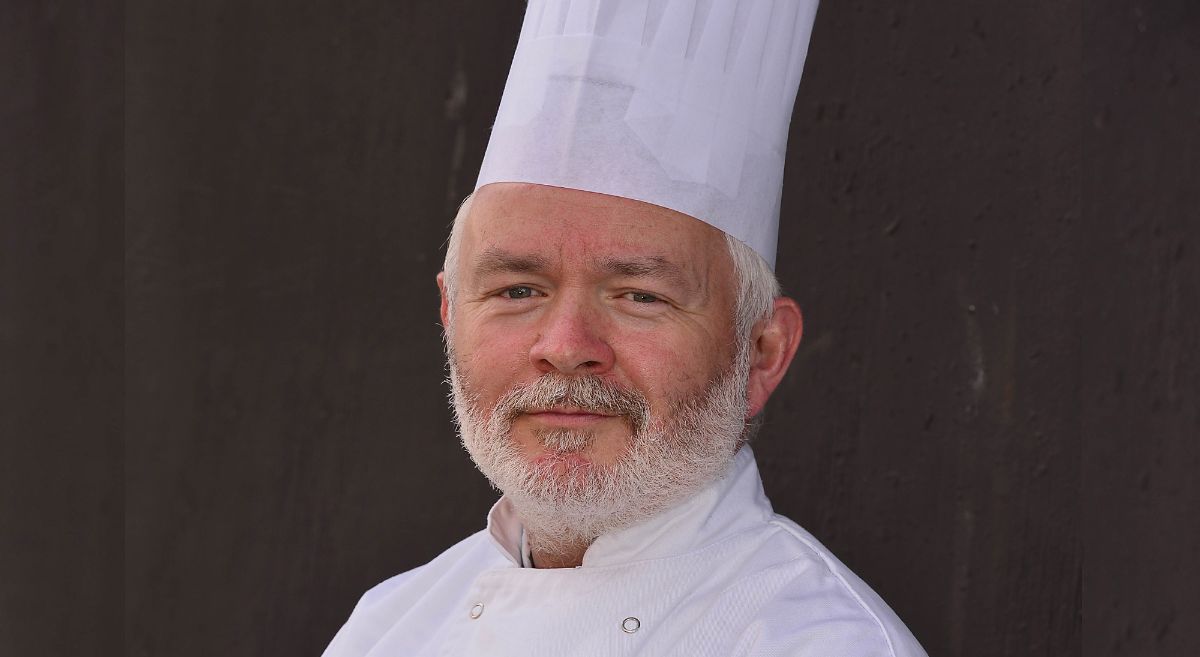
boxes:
[441,183,748,546]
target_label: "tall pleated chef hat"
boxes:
[476,0,820,269]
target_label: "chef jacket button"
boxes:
[469,602,485,619]
[621,617,640,634]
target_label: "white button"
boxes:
[469,602,485,619]
[621,617,640,634]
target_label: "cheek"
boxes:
[453,319,535,396]
[613,332,715,402]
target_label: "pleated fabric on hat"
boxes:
[476,0,819,269]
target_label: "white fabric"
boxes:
[475,0,821,269]
[322,447,928,657]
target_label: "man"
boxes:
[324,0,927,654]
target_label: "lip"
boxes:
[523,407,617,427]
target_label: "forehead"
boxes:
[461,183,730,279]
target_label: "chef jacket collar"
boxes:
[485,445,775,568]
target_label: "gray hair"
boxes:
[441,194,780,343]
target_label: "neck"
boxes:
[529,536,590,569]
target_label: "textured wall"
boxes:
[769,3,1083,655]
[6,0,1196,656]
[1,2,123,656]
[1083,2,1199,656]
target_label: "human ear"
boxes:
[744,297,803,417]
[437,271,449,327]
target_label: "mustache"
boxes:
[492,373,650,431]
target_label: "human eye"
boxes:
[623,291,662,304]
[500,286,541,300]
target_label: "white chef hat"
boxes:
[476,0,820,269]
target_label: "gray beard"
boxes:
[447,348,751,558]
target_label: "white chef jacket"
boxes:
[323,447,928,657]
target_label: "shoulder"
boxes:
[322,530,502,657]
[353,529,497,610]
[727,514,928,657]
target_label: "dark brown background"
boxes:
[3,1,1197,656]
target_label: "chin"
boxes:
[531,450,594,470]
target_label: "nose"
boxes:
[528,294,615,375]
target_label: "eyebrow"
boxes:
[598,255,692,290]
[472,247,552,278]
